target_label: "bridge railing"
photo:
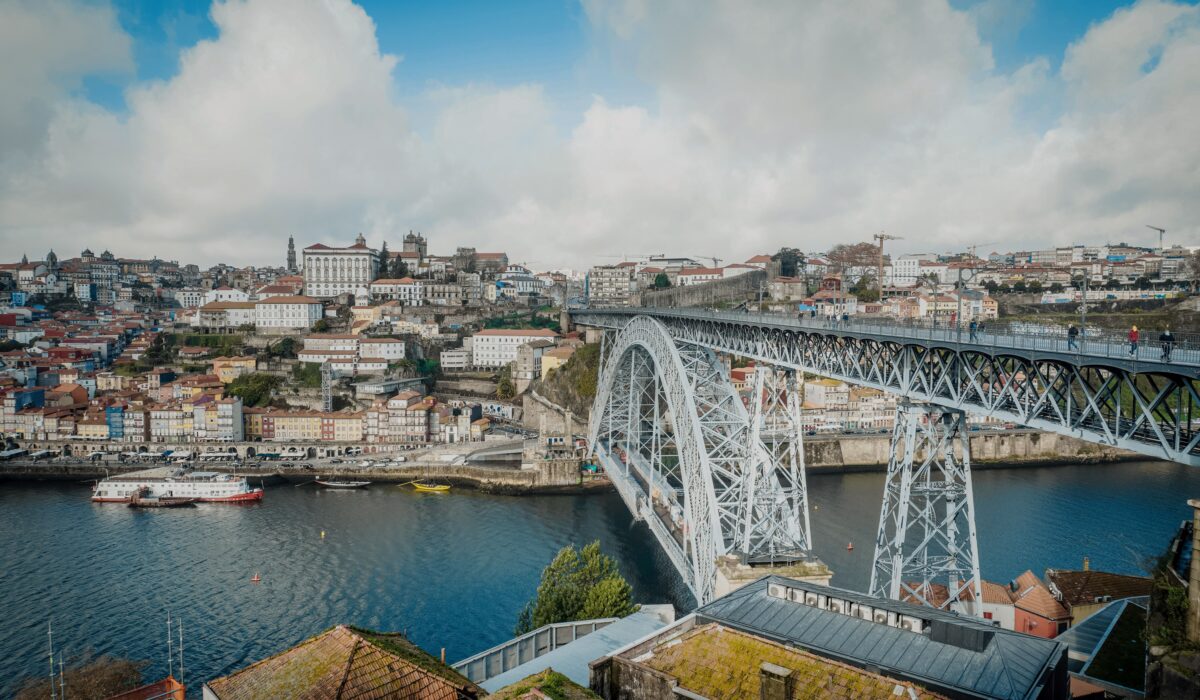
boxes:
[587,307,1200,368]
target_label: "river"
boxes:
[0,459,1195,695]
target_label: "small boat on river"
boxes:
[412,482,451,493]
[315,478,371,489]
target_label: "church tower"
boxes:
[287,236,297,272]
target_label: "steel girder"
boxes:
[575,310,1200,466]
[869,403,982,612]
[588,316,811,603]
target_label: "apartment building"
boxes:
[471,329,559,368]
[254,296,323,333]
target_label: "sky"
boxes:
[1,0,1198,270]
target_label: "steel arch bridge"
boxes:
[589,316,811,603]
[576,307,1200,607]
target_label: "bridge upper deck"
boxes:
[574,307,1199,374]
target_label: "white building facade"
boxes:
[254,296,323,332]
[302,234,378,298]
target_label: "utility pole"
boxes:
[874,232,901,300]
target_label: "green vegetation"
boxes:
[654,272,671,289]
[293,362,323,388]
[0,339,27,352]
[168,332,244,357]
[226,372,283,407]
[484,311,560,332]
[515,541,638,635]
[771,247,805,278]
[496,367,516,400]
[261,337,298,360]
[488,669,599,700]
[312,319,331,332]
[534,343,600,417]
[15,653,147,700]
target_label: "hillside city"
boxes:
[1,235,1195,451]
[10,0,1200,697]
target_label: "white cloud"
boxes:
[0,0,131,163]
[0,0,1197,269]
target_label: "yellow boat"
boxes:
[412,482,451,493]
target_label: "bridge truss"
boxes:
[577,309,1200,466]
[579,308,1199,614]
[589,316,811,603]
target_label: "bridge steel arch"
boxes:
[576,308,1200,466]
[588,316,811,604]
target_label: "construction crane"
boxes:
[1146,225,1166,251]
[691,255,724,267]
[965,242,996,264]
[873,232,901,295]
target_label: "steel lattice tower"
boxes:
[870,402,982,612]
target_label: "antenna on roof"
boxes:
[178,616,185,685]
[48,620,56,700]
[167,611,174,680]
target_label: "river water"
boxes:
[1,460,1195,695]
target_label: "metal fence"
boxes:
[594,307,1200,369]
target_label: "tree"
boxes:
[312,319,330,332]
[771,247,805,278]
[515,541,638,634]
[377,241,389,279]
[497,367,515,400]
[15,653,148,700]
[983,280,998,294]
[1186,250,1200,293]
[653,272,671,289]
[1105,277,1121,290]
[390,255,409,279]
[852,275,879,303]
[826,242,878,275]
[1013,280,1028,293]
[1027,280,1043,294]
[998,283,1011,294]
[1049,282,1064,294]
[1135,275,1152,290]
[226,373,283,407]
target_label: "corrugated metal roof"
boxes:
[696,576,1066,700]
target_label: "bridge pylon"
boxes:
[870,402,982,613]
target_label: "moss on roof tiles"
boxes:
[642,624,944,699]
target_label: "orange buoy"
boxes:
[251,573,261,583]
[846,542,854,551]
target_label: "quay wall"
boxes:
[0,458,596,494]
[805,430,1135,472]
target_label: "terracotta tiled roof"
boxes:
[1013,570,1070,620]
[256,295,321,305]
[205,624,480,699]
[1045,569,1152,608]
[958,580,1017,605]
[201,301,255,310]
[476,329,557,337]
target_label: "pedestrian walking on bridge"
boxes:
[969,320,978,342]
[1128,325,1139,356]
[1067,324,1079,351]
[1160,328,1175,363]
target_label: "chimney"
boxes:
[759,662,793,700]
[1083,556,1090,571]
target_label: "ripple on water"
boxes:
[3,462,1194,695]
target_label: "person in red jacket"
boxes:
[1128,325,1139,356]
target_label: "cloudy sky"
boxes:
[1,0,1197,269]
